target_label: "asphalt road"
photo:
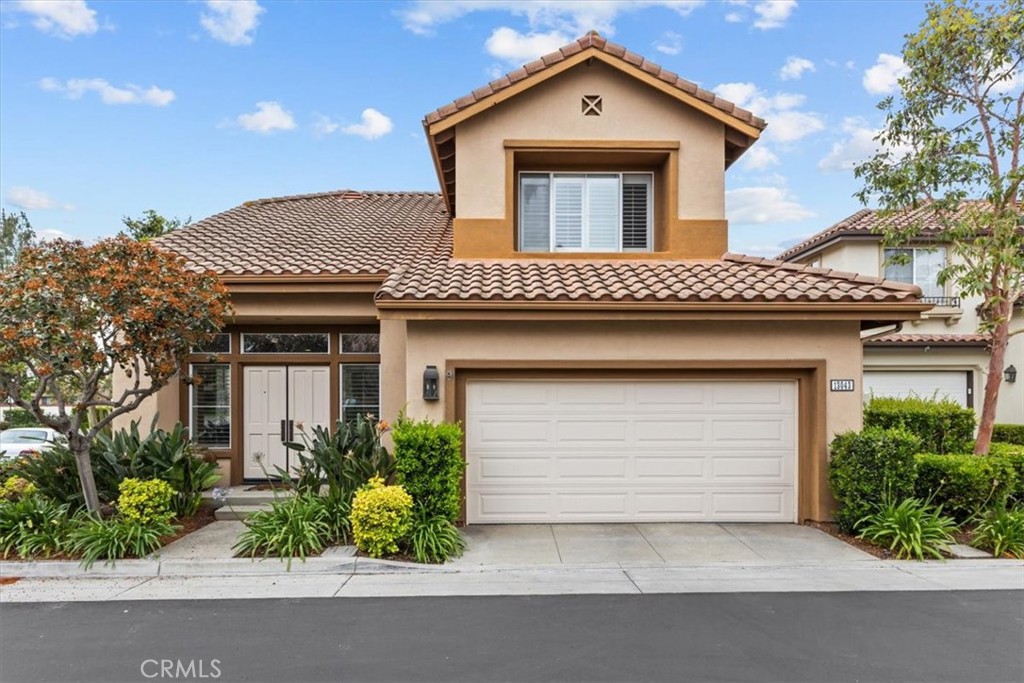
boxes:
[1,591,1022,683]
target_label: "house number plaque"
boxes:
[830,379,856,392]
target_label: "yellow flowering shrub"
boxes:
[350,476,413,558]
[117,478,175,524]
[1,476,36,500]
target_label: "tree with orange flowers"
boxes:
[0,237,231,513]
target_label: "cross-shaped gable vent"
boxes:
[582,95,603,116]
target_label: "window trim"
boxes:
[517,171,654,253]
[189,363,232,449]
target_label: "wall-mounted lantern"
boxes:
[423,365,440,401]
[1005,365,1017,384]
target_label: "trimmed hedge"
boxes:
[393,418,465,523]
[914,453,1018,522]
[828,427,921,534]
[993,424,1024,446]
[863,396,975,454]
[989,443,1024,506]
[0,408,42,431]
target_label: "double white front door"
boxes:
[243,366,330,479]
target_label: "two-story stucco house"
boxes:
[777,206,1023,426]
[134,33,930,524]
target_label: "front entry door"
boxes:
[243,366,329,479]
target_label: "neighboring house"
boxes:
[127,33,930,524]
[777,205,1023,426]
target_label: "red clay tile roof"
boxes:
[424,31,767,132]
[865,333,991,347]
[775,202,999,262]
[375,253,923,307]
[157,191,450,276]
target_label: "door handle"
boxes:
[288,419,295,442]
[280,419,287,442]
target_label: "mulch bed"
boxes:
[158,503,217,546]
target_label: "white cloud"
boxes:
[235,101,295,133]
[311,113,340,137]
[200,0,264,46]
[398,1,706,38]
[342,108,394,140]
[990,68,1023,95]
[714,81,824,143]
[654,30,682,56]
[485,27,570,64]
[862,53,908,95]
[14,0,97,38]
[779,56,814,81]
[39,77,175,106]
[752,0,797,29]
[36,228,74,242]
[818,117,912,173]
[5,186,73,211]
[726,186,814,224]
[741,145,780,170]
[724,11,744,23]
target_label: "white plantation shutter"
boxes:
[587,175,620,251]
[553,176,584,249]
[519,174,551,252]
[621,174,651,250]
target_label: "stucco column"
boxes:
[379,318,408,429]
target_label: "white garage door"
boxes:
[863,371,970,407]
[466,380,798,523]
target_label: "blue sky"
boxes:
[0,0,934,256]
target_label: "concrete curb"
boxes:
[3,556,1021,579]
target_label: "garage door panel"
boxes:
[863,371,969,407]
[466,380,797,523]
[635,455,706,479]
[635,383,706,406]
[555,419,629,445]
[471,382,549,408]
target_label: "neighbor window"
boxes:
[341,364,380,423]
[191,364,230,448]
[883,247,946,299]
[519,173,653,252]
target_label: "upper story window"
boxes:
[519,172,653,253]
[883,247,946,299]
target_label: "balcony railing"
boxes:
[921,296,961,308]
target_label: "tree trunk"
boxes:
[69,433,101,513]
[974,303,1011,456]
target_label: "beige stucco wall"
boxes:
[110,365,180,434]
[454,60,725,221]
[393,319,864,438]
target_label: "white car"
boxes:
[0,428,61,459]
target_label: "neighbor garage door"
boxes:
[863,371,970,407]
[465,379,797,523]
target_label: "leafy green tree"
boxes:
[121,209,190,241]
[0,237,231,512]
[1,210,35,269]
[855,0,1023,455]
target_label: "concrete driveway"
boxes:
[452,523,873,566]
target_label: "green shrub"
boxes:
[972,507,1024,558]
[66,514,179,569]
[914,453,1017,521]
[857,497,958,560]
[989,443,1024,506]
[0,408,42,430]
[233,495,331,569]
[350,477,413,558]
[117,478,175,524]
[828,427,921,533]
[0,495,71,559]
[283,414,394,504]
[405,504,466,564]
[394,417,465,523]
[993,424,1024,446]
[1,475,36,500]
[863,396,975,454]
[16,441,126,509]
